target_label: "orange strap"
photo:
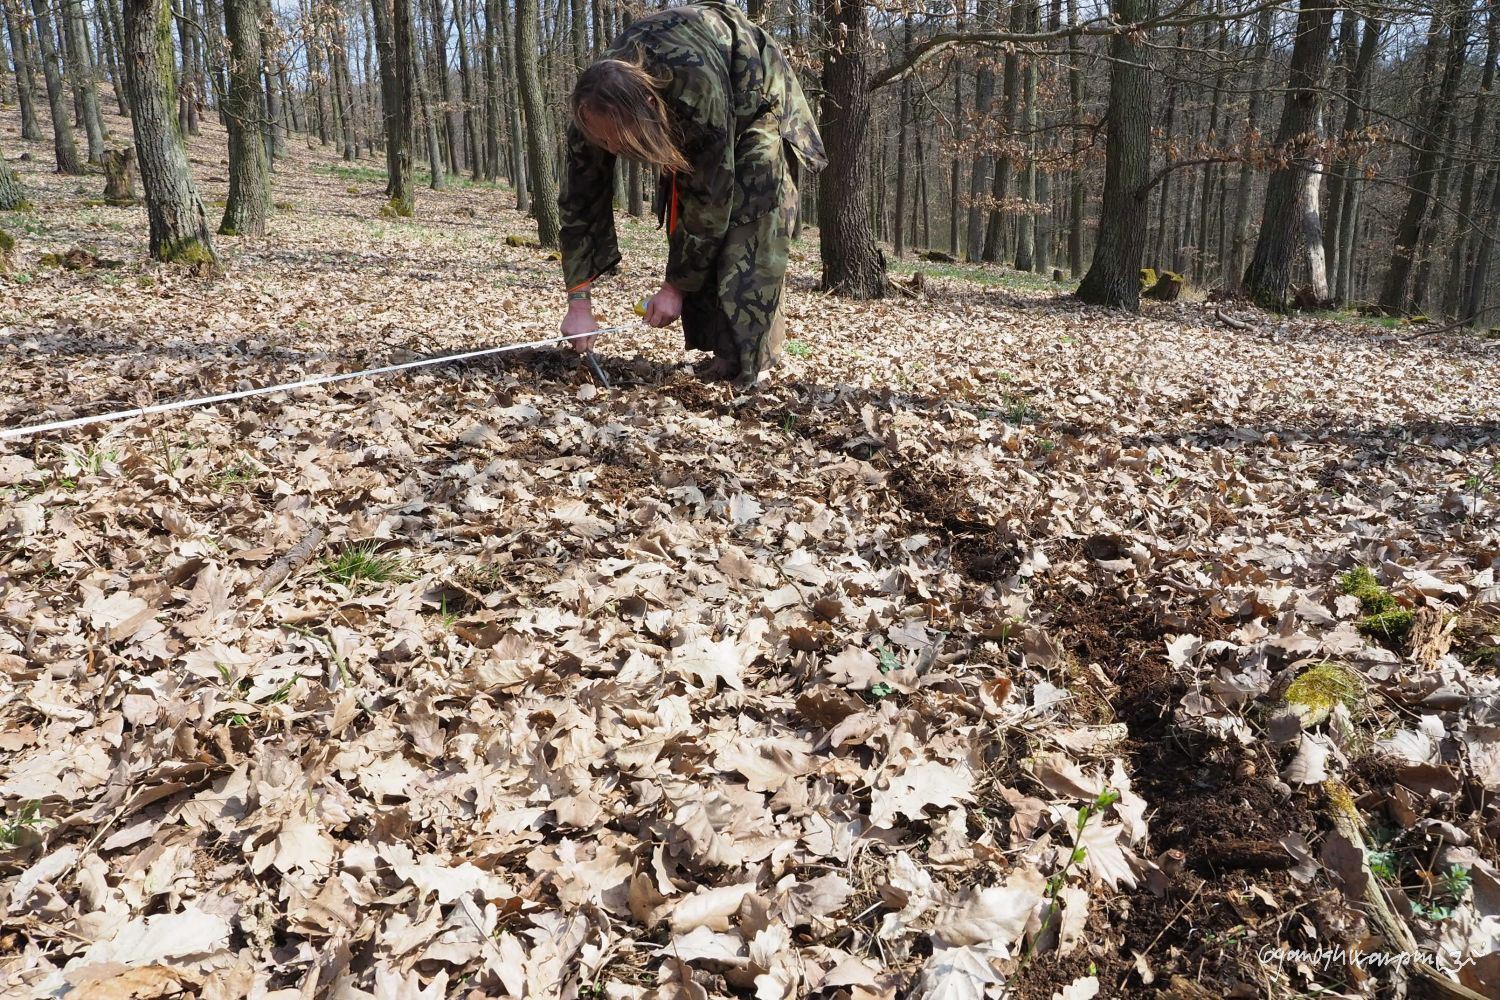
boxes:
[668,173,680,236]
[566,278,595,294]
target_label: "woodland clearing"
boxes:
[2,111,1500,1000]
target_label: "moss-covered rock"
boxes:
[1340,566,1397,614]
[1358,609,1415,643]
[1286,662,1364,726]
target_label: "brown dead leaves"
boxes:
[3,105,1500,1000]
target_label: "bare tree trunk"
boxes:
[176,0,201,135]
[1065,0,1082,277]
[62,0,105,162]
[335,14,360,159]
[454,0,479,180]
[220,0,269,235]
[105,0,133,116]
[817,0,885,296]
[1464,162,1500,327]
[893,15,912,258]
[1075,0,1149,309]
[1298,109,1330,304]
[949,66,961,257]
[0,143,31,210]
[1448,6,1497,319]
[964,0,996,262]
[374,0,415,214]
[3,0,43,140]
[569,0,585,68]
[1242,0,1336,311]
[982,0,1024,262]
[482,0,500,180]
[502,0,528,210]
[413,1,444,188]
[514,0,558,243]
[1333,18,1379,305]
[95,0,130,116]
[1378,3,1472,314]
[30,0,84,173]
[1013,0,1039,272]
[1152,58,1180,268]
[123,0,217,263]
[1228,5,1272,287]
[1411,107,1460,313]
[432,0,461,173]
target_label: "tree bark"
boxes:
[220,0,269,236]
[982,0,1024,262]
[176,0,201,136]
[1074,0,1148,309]
[414,0,444,187]
[1241,0,1336,311]
[816,0,886,297]
[371,0,396,177]
[1013,0,1039,272]
[964,0,996,262]
[514,0,558,244]
[94,0,130,117]
[1377,3,1472,314]
[30,0,84,173]
[480,0,500,180]
[123,0,217,264]
[1463,162,1500,327]
[102,145,138,203]
[62,0,105,162]
[1448,6,1497,319]
[0,143,31,210]
[427,0,460,173]
[1298,108,1330,304]
[454,0,479,180]
[1227,5,1273,288]
[893,16,912,259]
[1064,0,1082,276]
[377,0,415,214]
[3,0,42,140]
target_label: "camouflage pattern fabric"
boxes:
[558,0,825,387]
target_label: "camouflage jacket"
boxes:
[559,0,826,295]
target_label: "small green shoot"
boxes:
[0,802,43,846]
[321,542,411,586]
[784,339,812,358]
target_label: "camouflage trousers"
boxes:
[677,109,798,388]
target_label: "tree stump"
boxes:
[102,147,140,206]
[1145,270,1186,301]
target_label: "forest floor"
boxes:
[3,109,1500,1000]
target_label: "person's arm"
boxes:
[558,122,621,351]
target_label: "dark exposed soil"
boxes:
[1020,587,1335,996]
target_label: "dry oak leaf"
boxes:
[914,945,1005,1000]
[870,758,976,828]
[929,867,1046,957]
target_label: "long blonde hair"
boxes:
[572,52,690,174]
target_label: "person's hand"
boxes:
[645,282,683,328]
[561,299,599,354]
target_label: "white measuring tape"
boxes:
[0,325,635,442]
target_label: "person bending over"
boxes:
[557,0,826,388]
